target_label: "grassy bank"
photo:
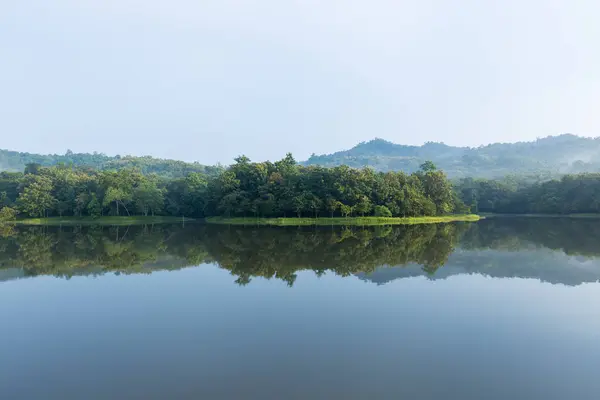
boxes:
[13,216,195,226]
[205,215,481,226]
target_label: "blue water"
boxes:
[1,220,600,399]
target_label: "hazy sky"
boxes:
[2,1,599,164]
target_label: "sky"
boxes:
[2,1,600,164]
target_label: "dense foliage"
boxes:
[0,155,462,219]
[455,173,600,214]
[0,148,222,179]
[306,134,600,179]
[5,141,600,218]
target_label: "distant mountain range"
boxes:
[305,134,600,178]
[3,134,600,179]
[0,149,222,178]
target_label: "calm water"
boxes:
[1,218,600,399]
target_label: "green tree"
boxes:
[326,198,339,218]
[420,161,437,172]
[420,170,454,214]
[17,175,56,217]
[293,195,305,218]
[355,196,372,216]
[100,169,139,216]
[374,205,392,217]
[87,193,102,217]
[0,206,17,222]
[306,193,322,218]
[340,203,353,218]
[74,193,89,217]
[103,187,131,216]
[134,180,164,216]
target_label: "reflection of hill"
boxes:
[1,218,600,286]
[358,249,600,286]
[359,218,600,286]
[460,217,600,256]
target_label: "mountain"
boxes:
[305,134,600,178]
[4,134,600,179]
[0,149,222,178]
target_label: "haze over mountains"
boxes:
[2,134,600,179]
[306,134,600,178]
[0,149,222,179]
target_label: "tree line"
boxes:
[454,173,600,214]
[0,154,464,219]
[5,153,600,219]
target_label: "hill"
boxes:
[304,134,600,178]
[4,134,600,179]
[0,149,222,178]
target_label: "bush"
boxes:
[373,205,392,217]
[0,206,17,222]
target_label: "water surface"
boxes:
[1,218,600,399]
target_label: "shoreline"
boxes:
[205,215,482,226]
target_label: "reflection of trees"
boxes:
[0,223,465,284]
[461,217,600,256]
[4,218,599,286]
[187,223,464,285]
[0,225,195,278]
[17,230,56,273]
[0,223,16,238]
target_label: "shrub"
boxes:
[0,206,18,222]
[373,205,392,217]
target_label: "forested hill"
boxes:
[0,149,222,178]
[5,133,600,180]
[305,134,600,179]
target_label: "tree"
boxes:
[103,187,131,216]
[218,191,243,217]
[181,173,209,217]
[87,193,102,217]
[340,203,353,218]
[24,163,42,175]
[293,195,305,218]
[374,205,392,217]
[419,161,437,173]
[74,193,89,217]
[326,198,339,218]
[100,169,139,216]
[306,193,322,218]
[355,196,372,217]
[420,169,454,214]
[0,206,17,222]
[17,175,56,217]
[134,180,164,216]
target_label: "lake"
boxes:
[1,218,600,399]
